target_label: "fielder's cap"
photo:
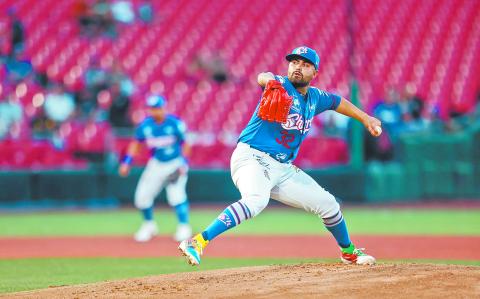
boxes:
[146,94,166,108]
[285,46,320,70]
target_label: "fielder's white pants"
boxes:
[231,142,340,219]
[134,157,188,209]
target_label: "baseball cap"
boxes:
[285,46,320,70]
[146,94,166,108]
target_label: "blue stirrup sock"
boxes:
[141,206,154,221]
[174,201,190,224]
[201,200,252,241]
[323,210,352,248]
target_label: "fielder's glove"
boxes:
[257,80,293,123]
[166,165,188,183]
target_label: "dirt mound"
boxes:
[3,263,479,299]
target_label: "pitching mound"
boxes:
[3,263,479,298]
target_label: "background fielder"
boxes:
[179,46,382,265]
[119,94,192,242]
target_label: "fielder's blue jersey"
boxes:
[135,115,186,162]
[238,75,342,163]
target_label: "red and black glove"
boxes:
[257,80,293,123]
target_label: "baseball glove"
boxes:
[166,165,187,184]
[257,80,293,123]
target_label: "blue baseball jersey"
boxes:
[135,115,186,162]
[238,75,342,163]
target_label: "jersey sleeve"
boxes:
[314,89,342,115]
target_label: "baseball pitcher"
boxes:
[179,46,382,265]
[119,95,192,242]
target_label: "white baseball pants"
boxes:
[230,142,340,219]
[134,157,188,209]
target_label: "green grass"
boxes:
[1,208,479,236]
[1,208,478,294]
[1,257,478,294]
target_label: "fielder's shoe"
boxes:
[178,234,208,266]
[174,223,192,242]
[134,221,158,242]
[341,243,376,265]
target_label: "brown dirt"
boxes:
[2,263,479,299]
[2,235,479,298]
[1,235,479,260]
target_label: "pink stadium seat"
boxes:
[1,0,479,169]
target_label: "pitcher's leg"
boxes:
[271,167,375,264]
[271,168,351,246]
[201,160,272,242]
[179,146,274,265]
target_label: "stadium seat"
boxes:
[1,0,479,169]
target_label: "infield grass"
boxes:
[0,208,479,236]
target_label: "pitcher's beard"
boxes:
[291,80,309,88]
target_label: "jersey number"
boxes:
[275,130,295,149]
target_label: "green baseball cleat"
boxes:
[341,244,376,265]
